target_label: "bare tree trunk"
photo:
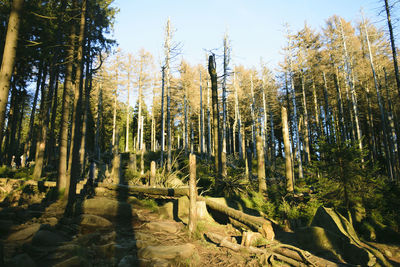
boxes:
[188,153,197,235]
[165,19,172,172]
[221,35,229,177]
[340,19,363,155]
[207,79,212,158]
[363,16,394,180]
[256,136,267,193]
[136,64,143,151]
[0,0,23,161]
[200,71,204,156]
[160,67,165,166]
[95,84,102,161]
[125,58,132,152]
[282,106,294,193]
[209,54,220,175]
[250,75,256,156]
[300,72,311,163]
[384,0,400,97]
[184,91,188,154]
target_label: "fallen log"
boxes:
[96,183,190,198]
[198,196,275,240]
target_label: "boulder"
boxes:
[138,243,195,260]
[118,255,138,267]
[82,197,131,220]
[32,229,68,247]
[144,221,182,234]
[7,223,40,243]
[96,242,130,259]
[53,256,88,267]
[8,253,36,267]
[80,214,112,228]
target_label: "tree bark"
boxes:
[256,136,267,194]
[189,153,197,235]
[282,106,294,193]
[0,0,23,161]
[208,54,220,175]
[384,0,400,97]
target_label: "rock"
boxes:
[32,229,68,247]
[8,253,36,267]
[96,242,130,259]
[138,243,196,260]
[46,217,58,226]
[144,221,182,234]
[80,214,112,229]
[53,256,87,267]
[82,197,132,220]
[7,223,40,242]
[159,202,174,220]
[75,232,101,246]
[118,255,137,267]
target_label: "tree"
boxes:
[0,0,23,161]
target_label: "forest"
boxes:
[0,0,400,266]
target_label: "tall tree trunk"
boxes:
[24,65,42,162]
[200,71,204,156]
[57,17,76,196]
[300,73,311,163]
[384,0,400,97]
[322,72,332,141]
[282,106,294,193]
[221,35,229,177]
[165,18,172,172]
[125,65,130,152]
[207,79,212,158]
[256,135,267,194]
[340,19,363,154]
[67,0,87,203]
[33,65,58,179]
[0,0,23,161]
[208,54,220,175]
[363,17,394,180]
[160,67,165,166]
[250,75,256,156]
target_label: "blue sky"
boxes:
[110,0,383,70]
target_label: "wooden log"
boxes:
[189,154,197,234]
[96,183,190,197]
[198,196,275,240]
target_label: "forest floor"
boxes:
[1,177,400,266]
[0,180,266,266]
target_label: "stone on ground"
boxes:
[144,221,183,234]
[9,253,36,267]
[6,223,40,242]
[80,214,112,228]
[82,197,131,220]
[138,243,196,260]
[32,229,68,246]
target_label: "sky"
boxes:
[110,0,386,71]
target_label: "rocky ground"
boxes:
[1,178,400,266]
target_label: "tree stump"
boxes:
[150,161,156,186]
[189,154,197,235]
